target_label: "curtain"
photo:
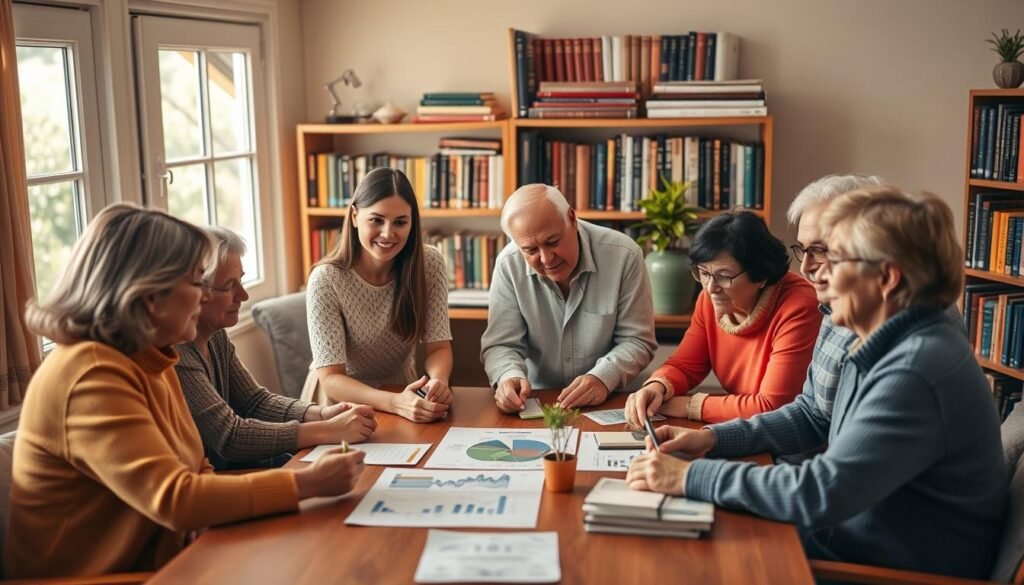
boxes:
[0,0,41,410]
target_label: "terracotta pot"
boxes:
[543,453,577,492]
[993,61,1024,89]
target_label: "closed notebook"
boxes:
[593,432,646,450]
[583,477,715,523]
[583,522,701,539]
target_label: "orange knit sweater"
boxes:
[4,342,299,579]
[647,271,821,423]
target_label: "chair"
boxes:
[251,291,312,400]
[809,403,1024,585]
[0,431,151,584]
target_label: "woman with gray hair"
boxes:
[6,204,365,579]
[626,187,1007,580]
[175,226,376,471]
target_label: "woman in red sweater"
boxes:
[626,211,821,425]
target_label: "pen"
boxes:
[642,413,661,450]
[340,440,349,454]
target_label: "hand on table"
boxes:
[646,425,717,459]
[495,377,531,413]
[323,403,377,443]
[391,376,449,423]
[624,383,666,427]
[556,374,609,409]
[295,448,366,499]
[422,378,453,405]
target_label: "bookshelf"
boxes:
[962,89,1024,420]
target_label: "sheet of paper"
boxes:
[424,427,578,470]
[346,468,545,529]
[576,431,645,472]
[414,530,560,583]
[583,408,666,426]
[300,443,431,466]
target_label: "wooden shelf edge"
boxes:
[307,208,503,219]
[976,357,1024,382]
[965,268,1024,286]
[968,178,1024,192]
[513,116,771,129]
[297,121,508,134]
[448,306,691,328]
[969,88,1024,98]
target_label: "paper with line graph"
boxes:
[424,427,579,470]
[345,468,545,528]
[299,443,431,466]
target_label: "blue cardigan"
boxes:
[686,306,1007,579]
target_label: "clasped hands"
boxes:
[494,374,610,413]
[391,375,452,423]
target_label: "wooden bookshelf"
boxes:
[962,89,1024,390]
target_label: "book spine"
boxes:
[307,154,317,207]
[754,144,765,209]
[966,194,977,266]
[632,134,643,211]
[533,37,546,84]
[515,31,529,118]
[986,106,998,179]
[1011,112,1021,182]
[705,33,716,81]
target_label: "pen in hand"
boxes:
[340,440,349,454]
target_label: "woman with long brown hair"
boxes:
[306,167,453,423]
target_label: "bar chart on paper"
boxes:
[346,468,545,528]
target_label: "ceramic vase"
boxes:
[645,249,695,315]
[994,61,1024,89]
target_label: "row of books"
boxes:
[528,81,639,119]
[413,92,507,124]
[428,232,508,293]
[965,283,1024,369]
[518,131,765,211]
[512,29,740,115]
[305,152,506,210]
[583,478,714,538]
[970,102,1024,182]
[646,79,767,119]
[964,192,1024,272]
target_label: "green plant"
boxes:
[541,403,579,461]
[631,178,703,252]
[988,28,1024,62]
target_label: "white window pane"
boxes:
[208,51,249,154]
[159,50,204,161]
[167,163,208,226]
[213,157,259,282]
[27,181,81,299]
[17,46,74,176]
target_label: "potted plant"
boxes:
[631,178,704,315]
[541,403,580,493]
[988,28,1024,89]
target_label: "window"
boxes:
[135,16,275,299]
[13,3,106,301]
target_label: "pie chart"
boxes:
[466,439,551,462]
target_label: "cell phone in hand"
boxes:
[642,413,661,449]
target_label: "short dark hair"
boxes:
[688,211,790,285]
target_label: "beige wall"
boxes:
[298,0,1023,240]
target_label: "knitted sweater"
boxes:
[647,271,821,422]
[175,330,313,470]
[5,342,298,579]
[686,307,1007,579]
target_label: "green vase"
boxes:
[645,250,695,315]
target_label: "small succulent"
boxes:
[988,29,1024,63]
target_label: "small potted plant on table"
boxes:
[541,403,580,493]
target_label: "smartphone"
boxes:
[642,413,661,449]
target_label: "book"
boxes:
[583,478,715,523]
[647,107,766,118]
[583,522,701,539]
[583,513,712,533]
[593,431,645,449]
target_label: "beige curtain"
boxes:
[0,0,41,410]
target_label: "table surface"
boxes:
[150,388,814,585]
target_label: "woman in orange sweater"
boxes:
[626,211,821,425]
[6,204,365,579]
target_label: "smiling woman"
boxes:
[305,168,455,423]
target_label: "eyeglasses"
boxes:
[789,244,828,263]
[690,267,747,289]
[207,282,237,294]
[817,255,881,275]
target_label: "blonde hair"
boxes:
[818,186,963,311]
[25,203,214,354]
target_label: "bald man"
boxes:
[481,184,657,412]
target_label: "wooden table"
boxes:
[151,388,814,584]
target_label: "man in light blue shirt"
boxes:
[481,184,656,412]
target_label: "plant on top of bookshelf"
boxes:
[631,178,702,315]
[988,28,1024,89]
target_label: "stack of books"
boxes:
[529,81,639,119]
[413,92,506,123]
[582,478,714,538]
[645,79,766,119]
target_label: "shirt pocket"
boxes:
[576,310,616,358]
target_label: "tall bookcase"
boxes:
[294,34,775,332]
[962,89,1024,420]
